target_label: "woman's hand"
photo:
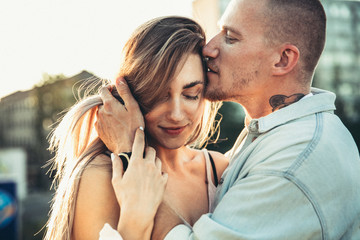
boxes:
[96,77,145,153]
[111,128,168,240]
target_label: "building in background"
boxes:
[0,71,100,192]
[309,0,360,146]
[314,1,360,123]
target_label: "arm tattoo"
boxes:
[269,93,305,112]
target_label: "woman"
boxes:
[44,16,228,240]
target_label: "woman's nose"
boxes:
[167,101,184,122]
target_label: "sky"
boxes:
[0,0,193,98]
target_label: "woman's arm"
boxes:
[72,154,119,240]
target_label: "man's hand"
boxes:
[96,77,145,153]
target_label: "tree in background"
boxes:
[207,102,245,154]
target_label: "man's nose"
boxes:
[203,35,220,59]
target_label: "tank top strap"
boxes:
[202,149,218,186]
[202,149,218,213]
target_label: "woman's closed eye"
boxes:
[183,89,202,101]
[184,94,199,100]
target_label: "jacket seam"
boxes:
[287,112,323,173]
[283,172,327,240]
[247,170,327,240]
[246,113,327,239]
[287,112,327,239]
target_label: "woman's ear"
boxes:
[272,44,299,76]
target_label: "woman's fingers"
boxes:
[111,153,124,181]
[144,147,156,163]
[155,157,162,172]
[155,158,168,184]
[130,127,145,161]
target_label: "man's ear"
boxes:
[272,44,299,76]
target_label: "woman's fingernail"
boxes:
[139,126,144,131]
[111,153,116,162]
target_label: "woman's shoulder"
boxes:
[207,150,229,179]
[77,153,114,205]
[73,153,119,239]
[188,148,229,169]
[78,153,113,196]
[87,153,112,168]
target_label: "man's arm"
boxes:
[96,77,144,153]
[159,174,320,240]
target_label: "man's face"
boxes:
[203,0,273,102]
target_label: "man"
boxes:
[97,0,360,239]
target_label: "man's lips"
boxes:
[207,62,218,74]
[160,126,186,135]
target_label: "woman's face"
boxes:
[145,53,205,149]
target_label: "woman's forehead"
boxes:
[169,54,205,89]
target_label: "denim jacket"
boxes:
[165,88,360,240]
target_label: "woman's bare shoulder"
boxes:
[72,154,119,240]
[87,153,112,168]
[208,150,229,178]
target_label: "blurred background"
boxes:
[0,0,359,239]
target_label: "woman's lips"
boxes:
[160,126,186,135]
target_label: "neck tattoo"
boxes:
[269,93,305,112]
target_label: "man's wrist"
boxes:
[114,126,144,154]
[114,146,132,154]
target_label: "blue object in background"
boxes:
[0,182,18,240]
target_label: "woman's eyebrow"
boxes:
[183,80,204,89]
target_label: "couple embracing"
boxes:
[45,0,360,239]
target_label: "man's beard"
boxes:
[204,86,228,101]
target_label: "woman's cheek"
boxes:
[192,100,205,123]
